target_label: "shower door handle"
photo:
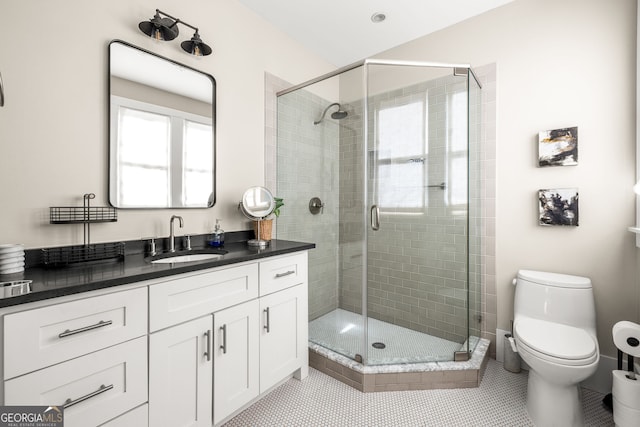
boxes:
[370,205,380,231]
[0,71,4,107]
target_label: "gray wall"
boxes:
[276,89,341,320]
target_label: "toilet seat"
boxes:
[515,318,597,366]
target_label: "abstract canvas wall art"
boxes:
[538,188,579,226]
[538,127,578,167]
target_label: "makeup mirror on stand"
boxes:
[239,187,275,248]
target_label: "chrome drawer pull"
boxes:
[204,330,212,361]
[58,320,113,338]
[219,324,227,354]
[263,307,270,333]
[275,270,295,278]
[63,383,113,409]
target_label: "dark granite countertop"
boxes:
[0,239,315,309]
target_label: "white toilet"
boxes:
[513,270,599,427]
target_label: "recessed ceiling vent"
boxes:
[371,12,386,23]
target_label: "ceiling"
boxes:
[237,0,515,67]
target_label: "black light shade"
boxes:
[181,31,212,57]
[139,9,212,57]
[139,12,179,41]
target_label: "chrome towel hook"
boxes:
[0,71,4,107]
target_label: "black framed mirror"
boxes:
[109,40,216,208]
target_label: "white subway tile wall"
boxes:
[270,74,342,320]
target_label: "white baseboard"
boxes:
[582,353,630,395]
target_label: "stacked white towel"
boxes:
[0,244,25,274]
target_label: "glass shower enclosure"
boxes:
[276,59,482,366]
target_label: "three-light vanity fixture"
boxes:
[138,9,212,56]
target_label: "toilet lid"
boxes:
[515,318,597,360]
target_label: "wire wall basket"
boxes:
[41,242,125,266]
[46,193,123,266]
[49,206,117,224]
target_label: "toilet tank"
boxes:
[514,269,596,332]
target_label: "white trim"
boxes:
[636,0,640,247]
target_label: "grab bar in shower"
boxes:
[427,182,447,190]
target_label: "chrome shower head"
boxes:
[314,102,348,125]
[330,110,348,120]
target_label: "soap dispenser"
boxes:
[208,219,225,247]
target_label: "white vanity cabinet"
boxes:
[148,251,309,426]
[0,249,309,427]
[1,287,148,427]
[148,262,260,426]
[258,253,309,393]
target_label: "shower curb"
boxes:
[309,338,490,392]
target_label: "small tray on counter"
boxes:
[0,280,31,299]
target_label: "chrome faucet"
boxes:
[169,215,184,252]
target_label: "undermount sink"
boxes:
[150,250,227,264]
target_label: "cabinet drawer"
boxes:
[259,252,308,296]
[149,263,258,332]
[99,404,148,427]
[4,287,147,379]
[5,337,147,427]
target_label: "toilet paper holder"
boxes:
[613,320,640,380]
[604,321,640,413]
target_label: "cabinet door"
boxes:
[260,284,308,393]
[213,299,259,425]
[149,316,212,427]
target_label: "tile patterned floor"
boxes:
[309,309,469,364]
[224,359,614,426]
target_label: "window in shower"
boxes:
[375,97,428,210]
[447,90,468,208]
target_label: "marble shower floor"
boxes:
[309,308,477,365]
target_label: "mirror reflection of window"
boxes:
[112,96,212,208]
[118,107,170,207]
[183,120,213,206]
